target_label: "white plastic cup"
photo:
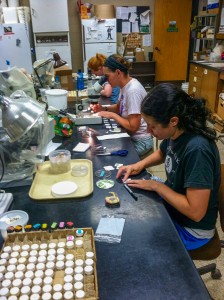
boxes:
[45,89,68,110]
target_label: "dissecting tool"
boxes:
[96,150,128,156]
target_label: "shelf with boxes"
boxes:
[192,14,218,60]
[129,61,156,89]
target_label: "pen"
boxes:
[123,183,138,201]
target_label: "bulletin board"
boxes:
[116,6,151,55]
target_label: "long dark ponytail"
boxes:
[141,83,217,140]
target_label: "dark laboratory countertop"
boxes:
[0,123,212,300]
[190,60,224,73]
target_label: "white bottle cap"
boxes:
[20,251,29,258]
[75,290,85,299]
[53,284,62,292]
[33,277,42,286]
[30,250,38,257]
[85,258,94,266]
[63,282,73,292]
[12,278,22,288]
[34,270,44,278]
[0,287,9,296]
[74,281,83,291]
[1,252,9,260]
[42,292,52,300]
[21,285,31,295]
[56,260,64,270]
[66,254,74,261]
[38,256,47,263]
[47,255,56,262]
[14,271,24,280]
[22,277,32,286]
[0,265,6,273]
[8,296,18,300]
[64,274,73,283]
[57,248,65,255]
[64,291,74,300]
[75,240,83,248]
[74,266,83,274]
[49,242,57,249]
[30,294,41,300]
[24,270,34,279]
[0,258,7,266]
[75,259,84,267]
[65,267,73,275]
[17,264,26,272]
[42,284,52,293]
[9,286,20,296]
[28,256,37,264]
[56,254,65,262]
[31,285,41,294]
[53,292,63,300]
[12,245,20,252]
[2,279,11,288]
[26,263,35,271]
[76,229,84,237]
[5,271,14,280]
[46,261,55,269]
[45,268,54,277]
[84,265,93,275]
[66,241,74,249]
[9,258,17,265]
[18,257,27,264]
[39,250,47,256]
[74,273,84,282]
[10,252,19,258]
[3,246,12,253]
[36,262,45,270]
[43,276,53,285]
[31,244,39,251]
[40,243,48,250]
[19,295,29,300]
[58,242,65,248]
[65,260,74,268]
[22,244,30,251]
[7,264,16,272]
[48,249,56,256]
[86,251,94,259]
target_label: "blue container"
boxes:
[77,69,85,90]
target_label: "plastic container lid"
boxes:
[51,181,77,197]
[0,210,29,239]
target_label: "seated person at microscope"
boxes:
[88,53,120,104]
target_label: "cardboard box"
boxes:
[93,4,115,19]
[208,8,219,14]
[217,96,224,120]
[135,51,145,62]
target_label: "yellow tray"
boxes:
[29,159,93,200]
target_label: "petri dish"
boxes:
[96,179,114,189]
[71,165,88,177]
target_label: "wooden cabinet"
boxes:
[129,61,156,88]
[188,63,223,113]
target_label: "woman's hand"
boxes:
[90,103,102,113]
[98,111,114,119]
[127,179,160,191]
[116,163,143,182]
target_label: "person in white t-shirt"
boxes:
[91,54,153,157]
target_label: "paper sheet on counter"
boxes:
[43,141,62,156]
[97,133,129,140]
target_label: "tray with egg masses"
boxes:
[0,227,98,300]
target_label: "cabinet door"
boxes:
[30,0,69,32]
[201,68,219,113]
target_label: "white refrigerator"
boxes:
[82,19,117,73]
[0,23,34,74]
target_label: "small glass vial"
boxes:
[12,279,22,288]
[49,243,57,250]
[31,285,41,294]
[48,249,56,256]
[17,264,26,272]
[76,229,84,237]
[66,254,74,261]
[56,261,64,270]
[10,286,20,297]
[45,268,54,277]
[53,284,62,293]
[33,277,42,286]
[2,279,12,289]
[40,243,48,250]
[18,257,27,265]
[31,244,39,251]
[22,244,30,252]
[0,265,6,274]
[19,295,29,300]
[63,282,73,292]
[0,287,10,297]
[38,256,47,264]
[43,276,53,286]
[30,294,41,300]
[39,250,47,257]
[9,258,17,265]
[74,281,83,291]
[22,277,32,287]
[64,275,73,284]
[57,242,65,248]
[86,251,94,259]
[20,251,29,258]
[46,261,55,270]
[36,262,45,271]
[20,285,31,296]
[64,267,73,276]
[57,248,65,255]
[75,290,85,299]
[10,252,19,259]
[7,264,16,273]
[14,271,24,280]
[24,271,34,279]
[1,252,9,260]
[75,239,83,248]
[85,258,94,267]
[5,271,14,281]
[65,260,74,268]
[75,259,84,267]
[30,250,38,257]
[28,256,37,264]
[3,245,12,253]
[42,284,52,294]
[8,296,18,300]
[12,245,21,252]
[47,255,56,263]
[52,292,63,300]
[74,266,83,274]
[26,263,35,272]
[66,241,74,249]
[84,265,93,275]
[74,274,83,283]
[56,254,65,262]
[42,293,52,300]
[34,270,44,279]
[64,291,74,300]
